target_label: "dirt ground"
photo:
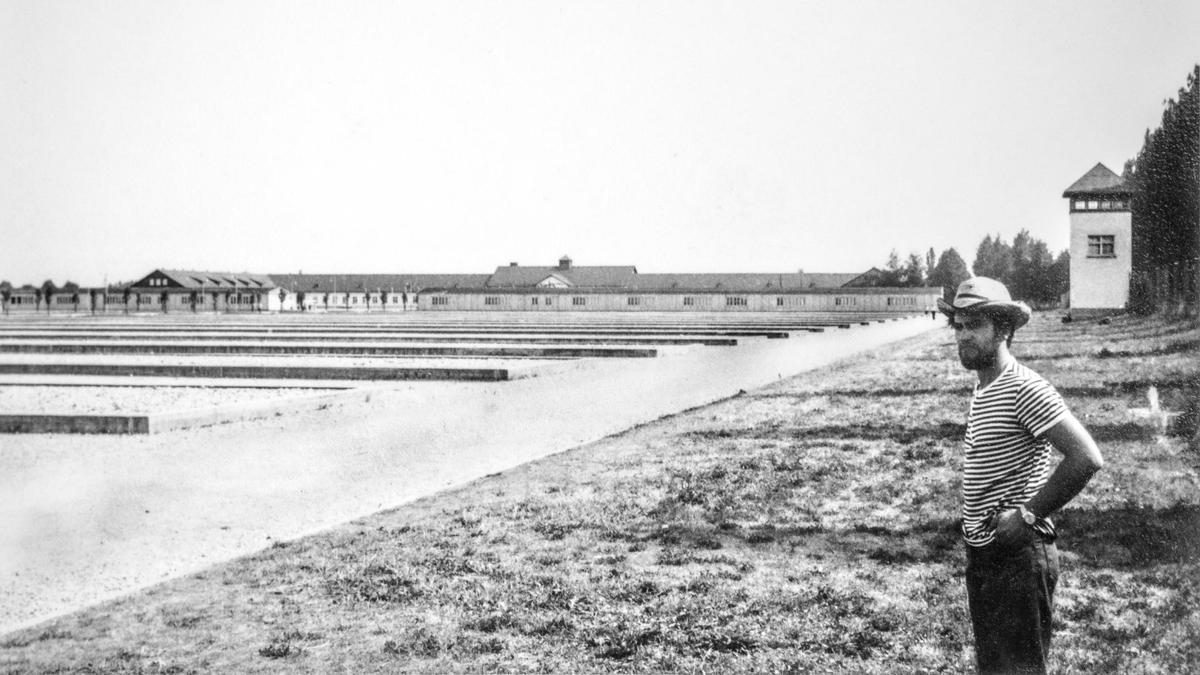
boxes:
[0,317,936,634]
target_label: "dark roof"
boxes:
[840,268,886,288]
[1063,163,1133,197]
[268,273,491,293]
[484,265,640,288]
[132,269,277,290]
[631,272,855,291]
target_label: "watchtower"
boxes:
[1063,163,1134,314]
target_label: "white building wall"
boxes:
[1069,211,1132,310]
[418,290,941,312]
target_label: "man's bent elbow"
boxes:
[1076,445,1105,476]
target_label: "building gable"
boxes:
[131,269,181,289]
[535,274,571,288]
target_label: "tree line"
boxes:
[872,230,1070,307]
[1124,64,1199,314]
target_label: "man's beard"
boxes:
[958,346,997,371]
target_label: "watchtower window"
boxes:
[1087,235,1115,258]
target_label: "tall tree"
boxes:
[1010,230,1034,300]
[930,248,971,300]
[1125,64,1199,313]
[973,234,1013,284]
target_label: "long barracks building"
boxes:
[2,256,941,315]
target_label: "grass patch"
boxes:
[3,313,1197,672]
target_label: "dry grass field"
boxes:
[1,313,1197,673]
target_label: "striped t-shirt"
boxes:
[961,360,1069,547]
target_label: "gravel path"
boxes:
[0,318,937,634]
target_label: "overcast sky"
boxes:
[2,0,1197,286]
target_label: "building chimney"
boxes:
[558,255,572,271]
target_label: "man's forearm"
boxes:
[1026,414,1104,518]
[1026,453,1102,518]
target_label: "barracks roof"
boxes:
[268,273,492,293]
[133,269,277,290]
[484,265,640,288]
[630,272,859,291]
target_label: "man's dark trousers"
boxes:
[965,536,1060,674]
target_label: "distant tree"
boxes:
[40,280,57,314]
[880,249,904,286]
[964,230,1067,305]
[929,248,971,300]
[62,281,80,312]
[160,290,169,313]
[1009,230,1035,300]
[189,291,199,313]
[1024,239,1060,305]
[1049,251,1071,305]
[0,280,11,315]
[210,291,219,312]
[380,288,388,312]
[297,291,306,312]
[903,252,926,286]
[973,234,1014,284]
[278,288,287,312]
[925,248,937,279]
[122,287,132,314]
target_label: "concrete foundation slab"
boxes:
[0,388,372,434]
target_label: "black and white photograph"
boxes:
[1,1,1197,672]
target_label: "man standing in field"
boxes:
[939,277,1104,674]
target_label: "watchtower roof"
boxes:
[1063,162,1133,197]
